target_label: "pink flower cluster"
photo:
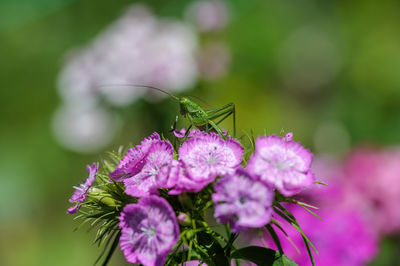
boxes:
[345,147,400,234]
[68,130,315,266]
[309,146,400,236]
[258,145,400,266]
[110,131,246,265]
[110,131,244,196]
[262,205,378,266]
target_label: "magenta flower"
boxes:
[182,261,207,266]
[124,140,174,197]
[119,196,179,266]
[178,132,243,185]
[212,168,273,232]
[247,135,314,196]
[308,150,400,235]
[156,159,180,190]
[263,207,378,266]
[163,132,242,194]
[110,132,161,181]
[67,162,99,214]
[345,147,400,234]
[67,205,81,214]
[173,128,187,138]
[173,128,207,139]
[164,160,210,195]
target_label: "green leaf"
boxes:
[314,181,329,186]
[292,200,319,210]
[102,160,116,174]
[165,250,202,265]
[266,224,284,255]
[299,205,323,221]
[275,204,319,255]
[196,231,229,266]
[270,219,288,237]
[105,151,123,165]
[231,246,298,266]
[270,219,301,254]
[93,230,117,266]
[273,204,318,266]
[100,231,121,266]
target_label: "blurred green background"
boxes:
[1,0,400,265]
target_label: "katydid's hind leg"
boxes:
[215,111,233,127]
[217,103,235,137]
[208,120,225,139]
[206,104,233,121]
[206,103,236,137]
[205,103,234,115]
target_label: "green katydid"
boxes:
[100,84,236,138]
[176,95,236,138]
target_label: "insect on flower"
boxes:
[68,85,321,266]
[99,84,236,138]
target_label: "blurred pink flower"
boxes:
[259,206,378,266]
[249,155,379,265]
[345,147,400,234]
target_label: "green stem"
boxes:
[224,231,238,257]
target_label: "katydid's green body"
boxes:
[179,97,236,138]
[101,86,236,137]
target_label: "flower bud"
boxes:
[88,188,118,207]
[177,213,191,226]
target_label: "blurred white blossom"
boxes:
[54,3,232,153]
[57,49,99,106]
[52,104,120,153]
[197,41,231,80]
[185,0,230,32]
[58,4,198,107]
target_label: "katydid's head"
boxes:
[179,97,190,116]
[179,97,205,117]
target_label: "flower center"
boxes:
[143,225,157,239]
[207,154,219,165]
[238,195,247,205]
[275,160,289,170]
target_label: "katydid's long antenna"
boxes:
[97,84,179,101]
[184,94,209,106]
